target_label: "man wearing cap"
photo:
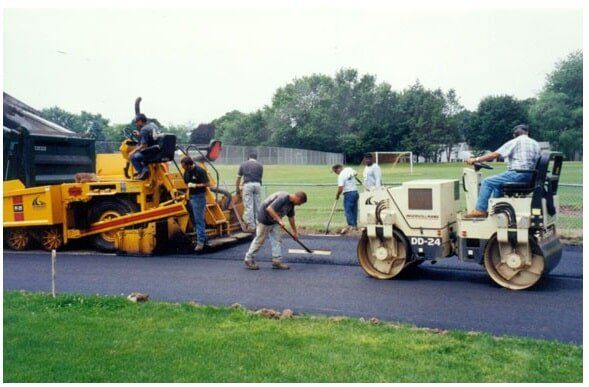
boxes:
[465,124,541,218]
[128,113,159,180]
[332,164,359,234]
[362,153,382,191]
[236,152,264,231]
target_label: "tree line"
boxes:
[41,50,582,162]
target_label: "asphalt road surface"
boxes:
[4,235,582,343]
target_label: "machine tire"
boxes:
[89,199,139,252]
[5,228,32,251]
[37,226,64,251]
[483,234,545,290]
[357,228,410,279]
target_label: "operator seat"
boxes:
[141,134,177,164]
[502,152,563,217]
[502,152,562,197]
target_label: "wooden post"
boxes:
[51,249,57,298]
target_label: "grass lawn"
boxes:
[4,291,582,382]
[211,162,583,233]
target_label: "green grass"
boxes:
[211,162,583,233]
[4,291,582,382]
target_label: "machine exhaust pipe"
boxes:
[134,97,142,115]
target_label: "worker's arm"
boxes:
[288,216,298,239]
[235,176,242,196]
[128,143,145,156]
[266,206,284,227]
[466,151,501,165]
[335,186,344,200]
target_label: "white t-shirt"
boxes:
[337,167,358,193]
[363,164,382,190]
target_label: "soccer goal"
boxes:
[373,151,413,174]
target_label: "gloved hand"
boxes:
[188,183,197,188]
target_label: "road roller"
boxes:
[357,152,564,290]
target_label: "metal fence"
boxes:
[95,141,344,166]
[255,182,582,238]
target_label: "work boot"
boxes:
[136,170,150,180]
[194,243,205,252]
[272,259,290,270]
[244,260,259,270]
[464,210,488,218]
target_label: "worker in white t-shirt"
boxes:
[332,164,359,234]
[362,153,382,191]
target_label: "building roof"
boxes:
[3,92,79,137]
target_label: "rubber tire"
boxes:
[88,199,139,252]
[5,228,32,251]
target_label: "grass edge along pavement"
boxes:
[4,291,582,382]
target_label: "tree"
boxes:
[466,95,528,152]
[545,50,582,107]
[397,82,447,163]
[41,107,109,140]
[529,51,582,159]
[441,89,465,161]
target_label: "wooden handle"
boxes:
[281,225,312,253]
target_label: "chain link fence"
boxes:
[95,141,344,166]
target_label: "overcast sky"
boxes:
[3,7,582,125]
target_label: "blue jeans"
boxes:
[343,191,359,227]
[131,152,147,174]
[476,170,533,211]
[189,193,207,244]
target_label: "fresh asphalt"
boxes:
[3,235,582,343]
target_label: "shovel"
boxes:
[281,225,332,256]
[325,198,339,234]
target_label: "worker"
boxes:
[362,153,382,191]
[243,191,307,270]
[181,156,210,252]
[465,124,541,218]
[332,164,359,234]
[236,152,263,232]
[128,114,158,180]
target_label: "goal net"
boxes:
[373,151,413,174]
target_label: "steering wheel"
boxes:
[122,126,139,143]
[474,162,493,171]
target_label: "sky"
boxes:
[2,7,583,126]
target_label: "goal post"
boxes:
[373,151,413,174]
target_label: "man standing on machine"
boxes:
[332,164,359,234]
[362,153,382,191]
[236,152,263,232]
[181,156,210,252]
[129,114,158,180]
[465,124,541,218]
[243,191,307,270]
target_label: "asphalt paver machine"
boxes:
[3,94,250,255]
[357,154,564,290]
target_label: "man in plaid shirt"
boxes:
[465,124,541,218]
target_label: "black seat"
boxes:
[502,152,563,217]
[141,134,176,164]
[502,157,542,196]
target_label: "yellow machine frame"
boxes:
[3,137,248,254]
